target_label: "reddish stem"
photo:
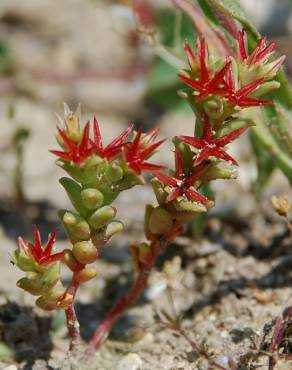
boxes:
[86,220,186,353]
[64,280,81,351]
[87,241,159,351]
[88,271,151,350]
[65,304,81,351]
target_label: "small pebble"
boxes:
[4,366,18,370]
[221,330,228,339]
[117,353,143,370]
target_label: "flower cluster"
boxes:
[151,30,284,212]
[178,31,284,113]
[51,114,164,176]
[10,28,285,362]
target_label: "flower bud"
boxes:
[138,242,152,267]
[251,81,281,97]
[144,204,156,241]
[217,118,254,137]
[148,207,173,235]
[175,199,207,213]
[151,178,167,205]
[74,267,97,283]
[62,212,91,241]
[81,188,104,210]
[17,277,42,296]
[43,281,65,303]
[72,241,98,264]
[63,104,82,143]
[11,250,38,272]
[36,296,58,311]
[204,98,223,119]
[105,163,123,183]
[91,232,106,249]
[88,206,116,229]
[62,249,83,271]
[200,163,238,181]
[104,221,124,239]
[38,263,61,290]
[271,195,291,216]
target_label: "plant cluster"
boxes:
[10,28,285,359]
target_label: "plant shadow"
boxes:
[0,301,53,369]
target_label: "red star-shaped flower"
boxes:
[154,149,210,205]
[178,38,231,101]
[177,115,245,166]
[123,129,165,175]
[17,226,63,267]
[51,121,91,165]
[91,118,133,160]
[223,63,273,107]
[237,29,284,69]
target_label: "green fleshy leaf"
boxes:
[59,177,90,218]
[249,130,275,195]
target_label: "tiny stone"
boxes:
[117,353,143,370]
[145,280,167,300]
[221,330,228,339]
[209,314,216,322]
[4,366,18,370]
[226,265,235,274]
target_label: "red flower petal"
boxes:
[41,252,64,266]
[138,162,165,172]
[33,225,42,257]
[235,76,266,98]
[234,97,272,107]
[166,187,182,202]
[193,147,214,166]
[209,147,238,166]
[139,139,165,161]
[174,148,184,179]
[177,135,205,149]
[93,117,103,152]
[254,41,275,63]
[237,30,248,61]
[183,40,197,68]
[186,163,210,186]
[247,37,267,65]
[79,121,90,154]
[216,128,246,147]
[155,172,178,187]
[178,73,205,92]
[57,127,77,152]
[50,150,75,162]
[185,187,209,205]
[107,124,133,150]
[208,60,232,90]
[44,229,58,257]
[198,37,209,82]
